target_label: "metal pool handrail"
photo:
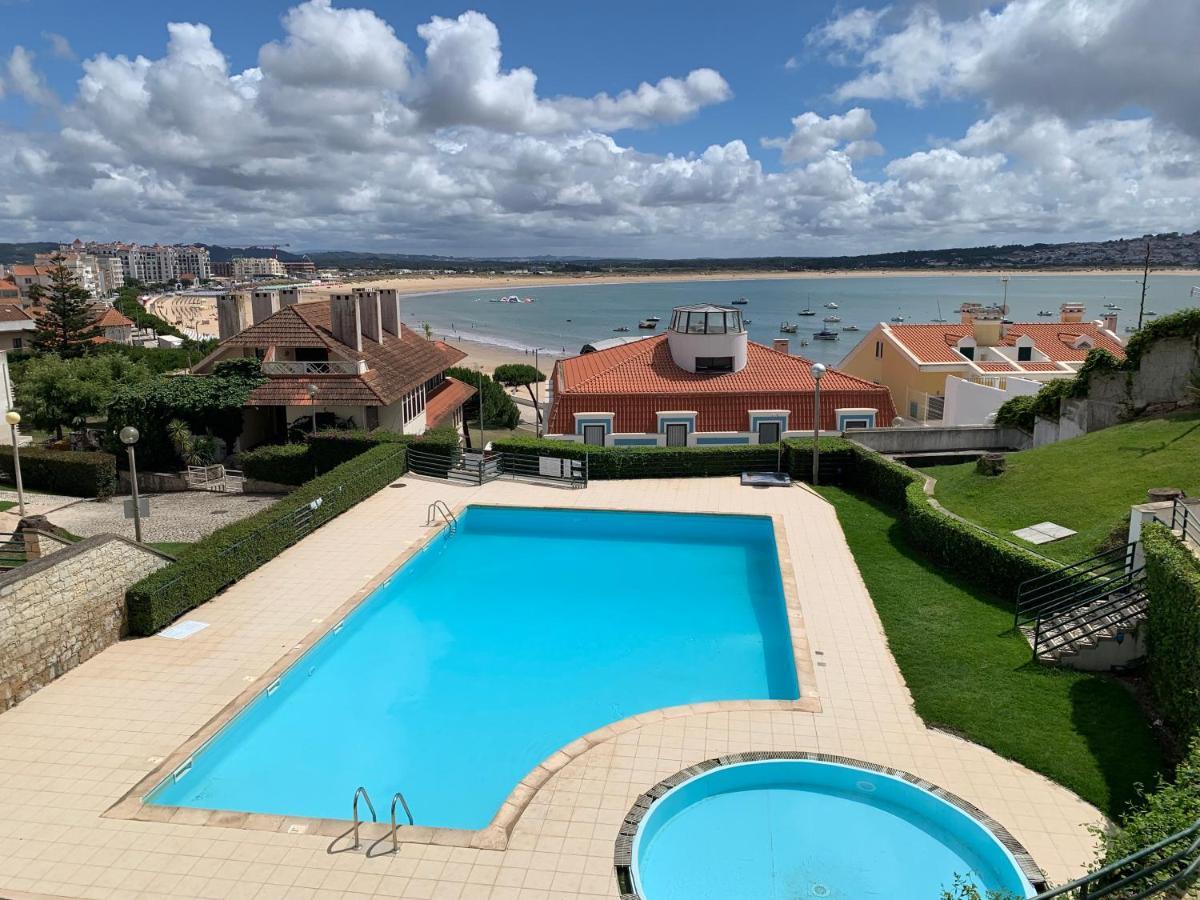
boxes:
[426,500,457,534]
[352,786,376,850]
[389,792,414,854]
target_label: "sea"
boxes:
[397,274,1200,367]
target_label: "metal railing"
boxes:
[0,532,26,569]
[186,464,245,493]
[1171,497,1200,553]
[1033,817,1199,898]
[385,792,413,855]
[407,446,587,488]
[1014,543,1147,661]
[261,360,360,376]
[351,786,376,850]
[426,500,457,534]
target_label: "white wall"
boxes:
[943,375,1041,426]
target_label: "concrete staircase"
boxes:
[1021,583,1148,668]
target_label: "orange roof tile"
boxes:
[0,303,34,323]
[424,377,476,429]
[548,335,895,433]
[886,321,1124,364]
[92,307,134,328]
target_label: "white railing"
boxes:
[261,360,359,376]
[969,375,1010,390]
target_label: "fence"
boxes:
[406,445,587,488]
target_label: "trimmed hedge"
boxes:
[0,447,117,498]
[1143,522,1200,743]
[238,443,313,486]
[126,444,407,635]
[490,435,855,480]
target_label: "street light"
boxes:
[307,383,319,435]
[5,411,25,518]
[811,363,826,486]
[532,347,544,437]
[119,425,143,543]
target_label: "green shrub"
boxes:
[238,443,313,486]
[308,429,459,474]
[1143,522,1200,743]
[1100,738,1200,878]
[1124,307,1200,368]
[995,394,1037,433]
[126,444,407,634]
[0,447,117,498]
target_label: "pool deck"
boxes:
[0,475,1102,899]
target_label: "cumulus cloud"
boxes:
[817,0,1200,138]
[0,0,1196,256]
[762,108,883,163]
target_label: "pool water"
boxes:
[632,760,1036,899]
[149,506,798,830]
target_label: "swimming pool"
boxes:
[148,506,798,831]
[624,756,1039,899]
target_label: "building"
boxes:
[282,259,318,278]
[91,306,135,345]
[0,304,38,351]
[544,304,895,446]
[6,265,52,301]
[194,288,476,446]
[60,240,212,285]
[839,302,1126,425]
[231,257,286,280]
[0,279,21,301]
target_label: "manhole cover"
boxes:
[210,509,229,515]
[389,483,407,488]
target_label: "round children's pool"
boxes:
[625,757,1039,900]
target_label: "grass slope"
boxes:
[928,412,1200,562]
[823,486,1162,817]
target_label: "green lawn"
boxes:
[928,411,1200,562]
[822,485,1162,817]
[149,542,191,558]
[0,501,15,513]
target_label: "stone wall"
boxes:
[0,535,171,712]
[847,424,1032,455]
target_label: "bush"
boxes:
[0,446,117,498]
[126,444,408,635]
[1124,307,1200,368]
[1142,522,1200,743]
[491,435,791,479]
[238,443,313,486]
[1100,738,1200,879]
[995,394,1037,433]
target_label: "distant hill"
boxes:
[1,231,1196,272]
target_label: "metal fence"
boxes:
[406,445,587,488]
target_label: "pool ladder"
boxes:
[426,500,457,535]
[351,786,414,854]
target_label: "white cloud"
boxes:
[42,31,75,61]
[762,108,883,163]
[0,0,1196,256]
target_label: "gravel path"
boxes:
[0,489,281,543]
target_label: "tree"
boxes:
[492,363,546,427]
[446,366,521,447]
[15,353,152,439]
[31,255,102,357]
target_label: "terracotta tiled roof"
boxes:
[424,377,476,429]
[92,307,134,328]
[976,361,1016,372]
[0,303,35,323]
[208,301,467,407]
[886,321,1125,364]
[548,335,896,433]
[1018,361,1066,372]
[0,280,19,296]
[7,265,45,277]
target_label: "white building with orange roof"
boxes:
[839,302,1125,425]
[545,304,896,446]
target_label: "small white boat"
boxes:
[797,308,816,316]
[779,322,798,333]
[823,315,841,323]
[645,315,661,322]
[842,324,860,332]
[813,329,839,341]
[732,297,749,305]
[1146,311,1158,316]
[824,301,838,309]
[797,339,809,347]
[613,326,630,332]
[1037,309,1053,317]
[638,319,658,330]
[890,314,905,323]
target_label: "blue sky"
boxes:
[0,0,1196,255]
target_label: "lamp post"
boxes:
[532,347,544,438]
[1000,275,1009,316]
[477,365,485,451]
[307,383,318,435]
[811,363,826,486]
[6,411,24,518]
[119,425,143,543]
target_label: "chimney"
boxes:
[329,293,362,351]
[355,288,383,344]
[773,338,790,355]
[1060,302,1085,324]
[277,288,301,308]
[972,308,1003,347]
[1098,313,1118,334]
[378,288,401,338]
[217,291,251,340]
[251,290,280,324]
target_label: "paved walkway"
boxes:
[0,490,280,543]
[0,476,1102,899]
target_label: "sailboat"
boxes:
[932,301,947,323]
[798,296,816,316]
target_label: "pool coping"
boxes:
[104,501,822,852]
[612,750,1049,899]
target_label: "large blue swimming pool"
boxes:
[149,506,797,830]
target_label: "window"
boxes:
[1017,345,1032,362]
[695,356,734,373]
[959,345,974,360]
[757,421,781,444]
[665,423,688,447]
[842,418,870,429]
[582,424,606,446]
[11,338,21,349]
[874,340,883,358]
[294,347,329,362]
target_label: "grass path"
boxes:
[822,485,1162,818]
[927,411,1200,562]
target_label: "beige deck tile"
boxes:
[0,476,1104,898]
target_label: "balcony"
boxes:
[261,360,364,376]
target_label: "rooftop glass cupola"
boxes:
[667,304,748,374]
